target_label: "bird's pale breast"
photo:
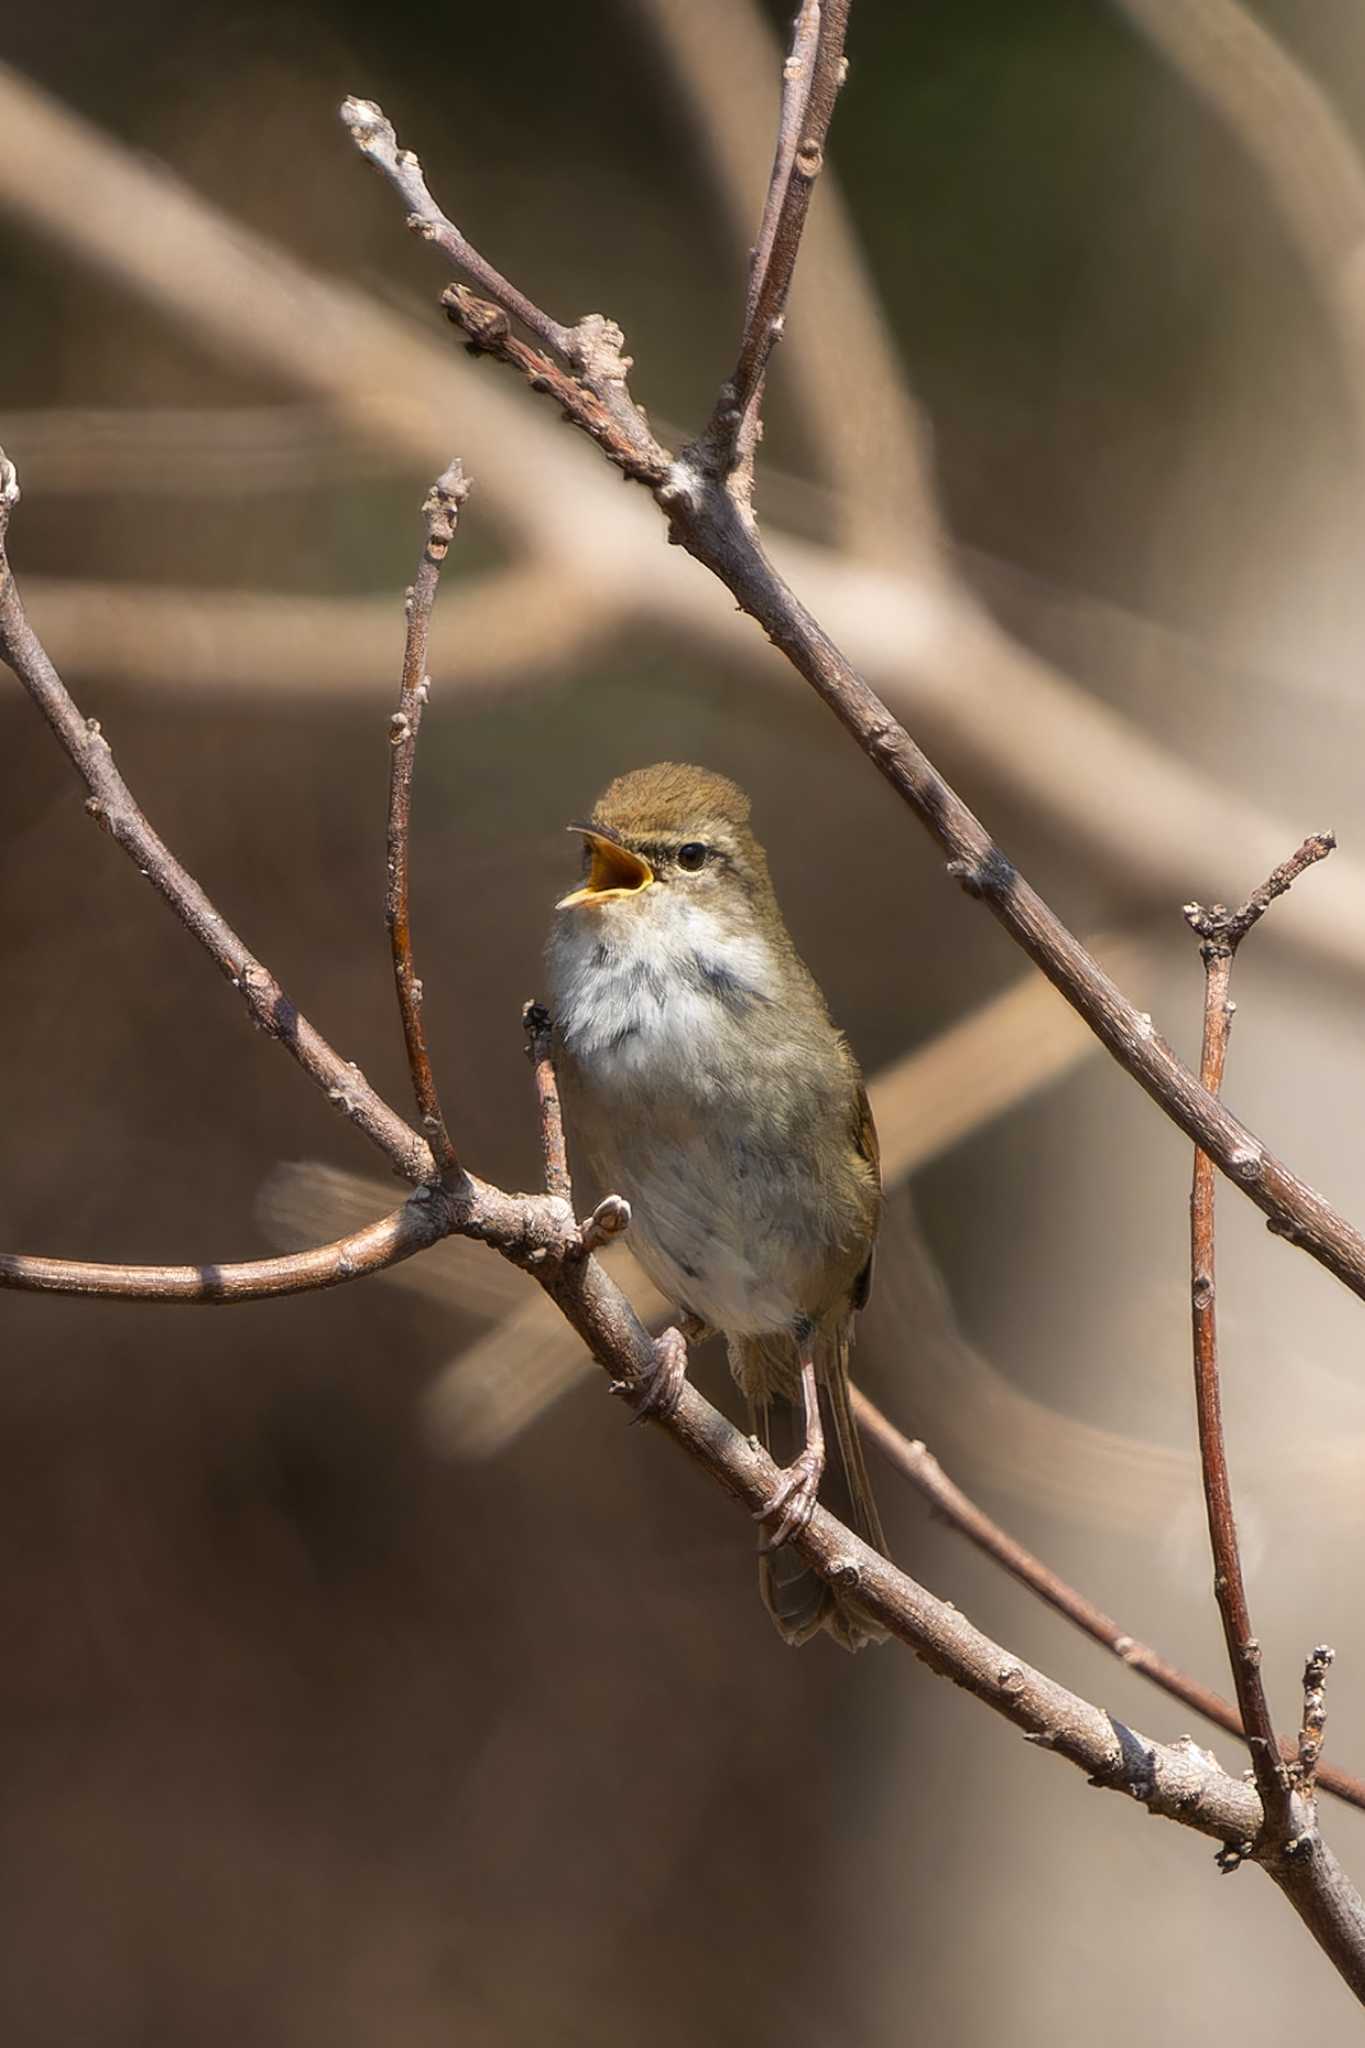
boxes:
[547,899,874,1337]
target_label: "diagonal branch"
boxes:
[0,451,435,1189]
[1184,834,1336,1848]
[341,97,670,488]
[387,460,468,1177]
[511,1168,1365,1998]
[852,1391,1365,1816]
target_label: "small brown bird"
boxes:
[546,763,886,1649]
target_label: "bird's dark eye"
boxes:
[676,842,709,872]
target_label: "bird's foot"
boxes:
[753,1448,825,1551]
[610,1324,688,1426]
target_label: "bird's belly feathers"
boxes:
[548,917,861,1336]
[604,1127,820,1336]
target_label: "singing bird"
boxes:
[546,763,886,1649]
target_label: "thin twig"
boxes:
[1184,836,1336,1846]
[340,97,575,360]
[703,0,851,484]
[0,452,437,1187]
[388,460,468,1177]
[523,1002,573,1206]
[852,1393,1365,1816]
[341,97,669,486]
[1297,1646,1336,1802]
[0,1197,449,1302]
[639,0,938,561]
[745,0,820,329]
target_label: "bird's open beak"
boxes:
[556,825,655,910]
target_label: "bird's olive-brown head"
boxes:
[556,762,772,916]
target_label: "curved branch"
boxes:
[0,1196,447,1303]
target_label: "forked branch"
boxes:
[852,1393,1365,1814]
[1184,836,1336,1851]
[708,0,850,483]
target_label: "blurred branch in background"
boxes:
[13,567,590,698]
[7,54,1365,988]
[1112,0,1365,438]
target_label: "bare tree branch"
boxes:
[526,1202,1365,1993]
[523,1002,573,1207]
[1184,835,1336,1845]
[0,1197,446,1303]
[0,453,435,1189]
[851,1392,1365,1816]
[387,461,468,1177]
[700,0,850,490]
[638,0,938,559]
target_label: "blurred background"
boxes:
[4,0,1365,2039]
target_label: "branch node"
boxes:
[578,1194,631,1256]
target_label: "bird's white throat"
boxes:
[547,890,777,1083]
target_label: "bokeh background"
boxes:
[4,1,1365,2039]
